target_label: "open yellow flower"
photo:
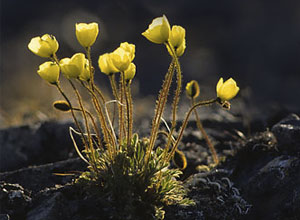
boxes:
[186,80,200,99]
[110,47,131,72]
[216,77,240,101]
[142,15,170,44]
[59,53,85,79]
[120,42,135,61]
[37,61,60,84]
[98,53,119,75]
[124,63,136,81]
[75,22,99,48]
[28,34,59,58]
[79,59,91,81]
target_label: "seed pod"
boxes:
[53,100,71,111]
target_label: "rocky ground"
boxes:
[0,107,300,220]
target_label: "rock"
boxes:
[0,182,31,219]
[271,114,300,152]
[0,121,81,172]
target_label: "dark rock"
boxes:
[0,182,31,219]
[271,113,300,152]
[0,158,86,194]
[0,121,81,172]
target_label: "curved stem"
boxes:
[167,98,218,162]
[192,98,219,164]
[55,83,89,152]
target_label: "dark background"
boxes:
[1,0,300,126]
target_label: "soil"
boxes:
[0,108,300,220]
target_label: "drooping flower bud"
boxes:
[75,22,99,48]
[142,15,170,44]
[53,100,71,111]
[216,77,239,101]
[59,53,85,79]
[186,80,200,99]
[28,34,59,58]
[37,61,60,84]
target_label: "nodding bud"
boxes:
[53,100,71,111]
[172,149,187,170]
[186,80,200,99]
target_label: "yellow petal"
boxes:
[37,61,60,84]
[142,15,170,44]
[169,25,185,48]
[216,77,224,94]
[111,47,131,72]
[28,34,59,58]
[124,63,136,81]
[98,53,119,75]
[75,22,99,48]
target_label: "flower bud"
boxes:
[37,61,60,84]
[79,59,90,81]
[142,15,170,44]
[186,80,200,99]
[98,53,119,75]
[60,53,85,79]
[169,25,185,48]
[120,42,135,61]
[110,47,131,72]
[216,77,239,101]
[28,34,59,58]
[75,22,99,48]
[53,100,71,111]
[124,63,136,81]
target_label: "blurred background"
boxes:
[1,0,300,127]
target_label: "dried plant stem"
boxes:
[86,46,95,91]
[144,60,175,167]
[118,76,126,146]
[167,98,218,162]
[192,98,219,164]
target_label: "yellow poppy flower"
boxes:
[37,61,60,84]
[124,63,136,81]
[142,15,170,44]
[59,53,85,79]
[216,77,239,101]
[120,42,135,61]
[110,47,131,72]
[79,59,91,81]
[75,22,99,48]
[28,34,59,58]
[98,53,119,75]
[169,25,185,49]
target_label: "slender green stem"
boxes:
[68,79,96,167]
[121,72,131,146]
[167,98,218,162]
[86,47,95,91]
[144,60,175,167]
[55,83,89,151]
[192,98,219,164]
[72,107,103,149]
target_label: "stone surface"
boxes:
[271,113,300,152]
